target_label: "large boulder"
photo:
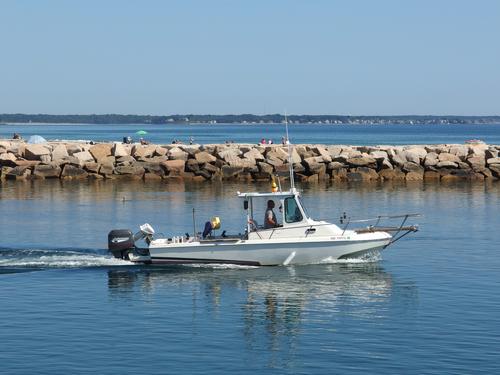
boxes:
[114,165,145,178]
[221,165,244,179]
[0,152,17,166]
[160,159,186,176]
[258,162,274,175]
[489,164,500,178]
[89,144,112,162]
[84,162,100,174]
[5,166,31,180]
[467,155,486,171]
[195,151,216,164]
[99,163,114,176]
[424,153,439,167]
[168,147,189,161]
[369,150,389,160]
[449,145,469,160]
[66,144,84,156]
[33,164,62,178]
[24,144,50,161]
[73,151,95,163]
[132,145,156,159]
[112,143,130,157]
[243,148,265,162]
[486,157,500,165]
[312,145,332,162]
[61,164,88,179]
[438,153,461,163]
[402,162,424,173]
[51,144,69,160]
[265,147,289,161]
[436,161,458,169]
[116,155,135,166]
[154,146,168,157]
[347,156,377,167]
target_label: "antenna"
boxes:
[284,111,295,191]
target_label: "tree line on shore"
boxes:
[1,114,499,125]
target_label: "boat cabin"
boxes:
[238,189,315,240]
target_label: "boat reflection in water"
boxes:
[107,263,417,355]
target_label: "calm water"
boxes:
[1,180,499,374]
[1,122,500,145]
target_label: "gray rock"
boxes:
[116,155,135,166]
[99,163,114,176]
[51,144,69,160]
[6,166,31,179]
[369,150,389,160]
[61,164,88,179]
[73,151,94,163]
[113,143,131,157]
[160,160,186,176]
[154,146,168,157]
[449,145,469,160]
[258,162,274,175]
[0,152,17,166]
[114,165,145,177]
[89,144,113,162]
[84,162,100,173]
[167,147,189,161]
[402,162,424,173]
[66,144,83,156]
[467,155,486,171]
[489,164,500,178]
[438,152,461,163]
[486,157,500,165]
[221,165,244,179]
[195,151,216,164]
[347,156,377,167]
[33,164,62,178]
[243,148,265,162]
[436,161,458,169]
[132,145,156,159]
[327,161,346,170]
[24,144,51,160]
[485,149,499,159]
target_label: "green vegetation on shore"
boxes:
[1,114,499,125]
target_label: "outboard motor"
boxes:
[108,229,135,259]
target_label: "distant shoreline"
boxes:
[1,114,500,126]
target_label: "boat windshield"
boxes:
[284,197,303,223]
[297,196,310,219]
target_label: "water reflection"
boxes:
[107,264,417,354]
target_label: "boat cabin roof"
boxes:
[237,189,299,199]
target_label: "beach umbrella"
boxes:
[136,130,148,135]
[27,135,47,144]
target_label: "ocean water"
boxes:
[1,122,500,145]
[0,180,499,374]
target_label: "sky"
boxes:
[1,0,499,116]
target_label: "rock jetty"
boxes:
[1,140,499,182]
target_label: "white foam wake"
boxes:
[319,251,382,264]
[0,251,132,268]
[186,263,259,270]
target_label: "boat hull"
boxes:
[147,236,391,266]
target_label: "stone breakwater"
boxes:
[1,139,500,182]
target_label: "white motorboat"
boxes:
[107,122,419,266]
[107,185,419,266]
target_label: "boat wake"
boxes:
[0,248,132,269]
[186,263,259,270]
[319,251,382,264]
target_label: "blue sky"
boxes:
[1,0,499,115]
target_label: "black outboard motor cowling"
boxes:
[108,229,135,259]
